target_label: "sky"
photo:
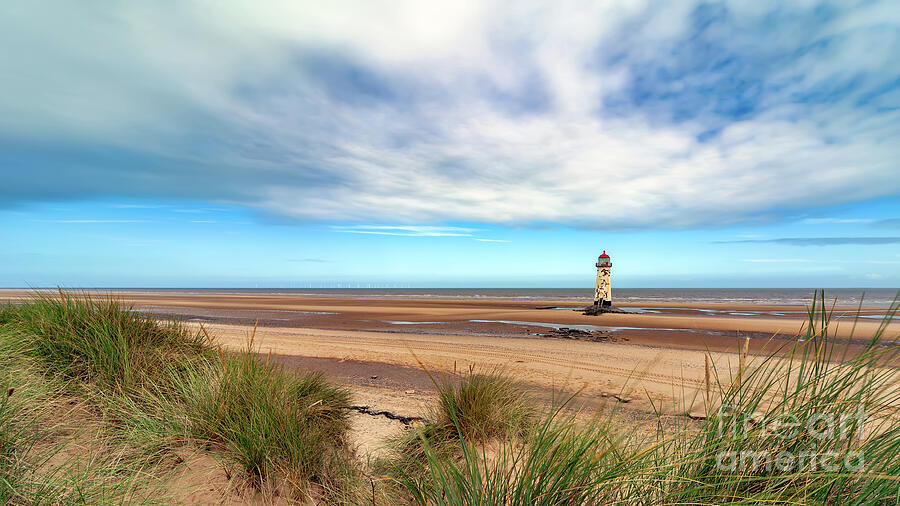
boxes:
[1,1,899,288]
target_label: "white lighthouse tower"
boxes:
[594,251,612,308]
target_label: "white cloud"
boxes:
[475,238,510,242]
[802,218,876,224]
[331,225,475,237]
[1,1,898,229]
[48,220,153,224]
[109,204,169,209]
[741,259,812,263]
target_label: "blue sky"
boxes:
[1,1,899,288]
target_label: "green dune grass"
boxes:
[0,294,363,503]
[389,291,900,505]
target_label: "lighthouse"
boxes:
[594,251,611,308]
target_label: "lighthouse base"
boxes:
[582,303,629,315]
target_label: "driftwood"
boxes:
[348,405,422,425]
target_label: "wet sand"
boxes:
[2,289,893,348]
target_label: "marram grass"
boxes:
[179,348,353,494]
[391,290,900,505]
[0,293,362,503]
[0,321,155,504]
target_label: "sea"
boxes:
[108,288,899,307]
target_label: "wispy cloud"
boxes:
[174,208,228,214]
[332,225,475,237]
[78,234,162,244]
[802,218,875,224]
[872,219,900,228]
[475,238,510,243]
[741,258,811,263]
[109,204,168,209]
[719,237,900,246]
[47,219,153,224]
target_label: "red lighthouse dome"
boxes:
[597,250,611,267]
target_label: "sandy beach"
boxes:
[3,289,896,424]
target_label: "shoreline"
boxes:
[1,287,897,308]
[2,289,896,364]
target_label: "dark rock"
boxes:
[540,327,621,342]
[581,304,631,315]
